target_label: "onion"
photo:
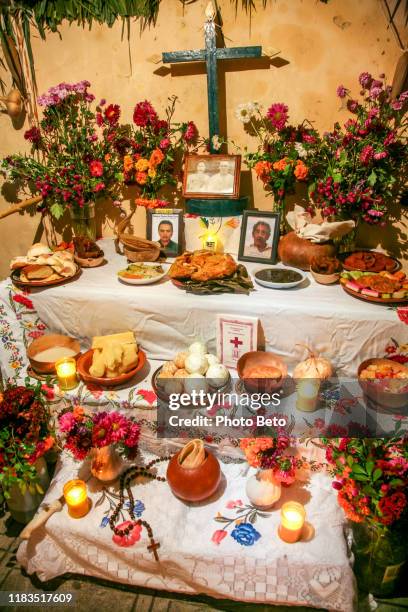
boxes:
[206,353,220,366]
[206,363,229,388]
[293,345,333,380]
[185,353,208,375]
[188,341,207,355]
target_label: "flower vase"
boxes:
[6,457,50,524]
[336,222,358,254]
[245,469,281,509]
[69,202,96,241]
[352,522,407,597]
[90,445,125,482]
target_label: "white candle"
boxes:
[278,501,306,543]
[296,380,320,412]
[55,357,78,390]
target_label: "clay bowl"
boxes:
[77,348,146,387]
[167,449,221,502]
[74,254,105,268]
[310,269,340,285]
[27,334,81,375]
[358,358,408,411]
[237,351,288,393]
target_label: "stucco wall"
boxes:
[0,0,406,278]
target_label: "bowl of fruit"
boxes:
[340,270,408,304]
[358,358,408,410]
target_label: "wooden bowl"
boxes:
[77,348,146,387]
[358,358,408,411]
[27,334,81,374]
[166,449,221,502]
[237,351,288,393]
[310,269,340,285]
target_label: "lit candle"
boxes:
[296,379,320,412]
[278,501,306,543]
[205,232,217,251]
[63,479,90,518]
[55,357,78,390]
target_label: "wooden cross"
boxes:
[162,2,263,152]
[148,539,161,561]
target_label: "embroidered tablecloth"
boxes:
[17,449,356,611]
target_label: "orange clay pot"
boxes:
[166,448,221,502]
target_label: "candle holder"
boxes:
[278,501,305,543]
[55,356,79,390]
[296,379,320,412]
[204,233,217,251]
[63,479,90,518]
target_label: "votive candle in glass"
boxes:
[63,479,90,518]
[278,501,306,543]
[55,357,78,390]
[296,379,320,412]
[204,232,217,251]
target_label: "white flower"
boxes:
[294,142,308,158]
[212,135,222,151]
[235,103,252,123]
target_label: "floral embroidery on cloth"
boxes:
[211,499,265,547]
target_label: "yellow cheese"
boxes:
[89,349,106,377]
[92,331,135,350]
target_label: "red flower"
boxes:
[133,100,158,127]
[96,112,104,127]
[28,330,44,339]
[226,499,243,509]
[112,521,142,547]
[211,529,227,545]
[24,126,42,145]
[41,384,55,400]
[397,307,408,325]
[93,181,105,192]
[89,160,103,177]
[360,145,374,165]
[183,121,198,142]
[137,389,157,405]
[13,294,34,309]
[104,104,120,125]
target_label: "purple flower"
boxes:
[336,85,348,99]
[369,86,382,100]
[391,100,403,111]
[346,99,359,113]
[99,98,106,106]
[359,72,372,88]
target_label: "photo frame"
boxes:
[146,209,183,258]
[238,210,280,264]
[183,154,241,199]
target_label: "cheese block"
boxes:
[92,331,136,350]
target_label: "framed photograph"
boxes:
[146,209,183,257]
[183,154,241,199]
[238,210,280,264]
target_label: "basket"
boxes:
[115,210,161,262]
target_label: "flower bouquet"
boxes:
[58,408,140,481]
[1,81,124,238]
[120,96,199,205]
[240,436,296,485]
[309,73,408,226]
[237,101,320,212]
[325,437,408,596]
[0,383,54,520]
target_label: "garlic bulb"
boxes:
[293,345,333,380]
[188,341,207,355]
[185,353,208,375]
[205,353,220,366]
[206,363,229,388]
[184,373,208,395]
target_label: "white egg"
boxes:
[184,373,209,395]
[188,341,207,355]
[185,353,208,375]
[205,363,229,388]
[205,353,220,366]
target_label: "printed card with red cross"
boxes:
[216,314,258,369]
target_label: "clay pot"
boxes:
[278,232,336,270]
[167,447,221,502]
[246,469,281,510]
[91,445,125,482]
[0,89,23,118]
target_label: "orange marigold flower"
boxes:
[135,197,161,209]
[104,153,111,162]
[148,168,157,178]
[123,155,133,172]
[135,158,150,172]
[254,161,272,182]
[273,158,288,172]
[136,171,148,185]
[294,160,309,180]
[149,148,165,168]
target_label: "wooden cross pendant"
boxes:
[148,539,161,561]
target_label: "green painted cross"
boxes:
[162,6,262,153]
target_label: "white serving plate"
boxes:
[117,262,170,285]
[253,266,306,289]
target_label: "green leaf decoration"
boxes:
[49,202,64,219]
[368,170,377,186]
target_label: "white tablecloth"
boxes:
[17,448,355,611]
[26,239,407,376]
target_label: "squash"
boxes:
[293,345,333,379]
[278,231,337,270]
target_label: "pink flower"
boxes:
[359,72,372,88]
[93,181,105,192]
[137,389,157,405]
[28,330,44,339]
[336,85,348,99]
[124,422,141,448]
[41,384,55,400]
[211,529,228,545]
[58,412,76,433]
[360,144,374,165]
[391,100,403,111]
[226,499,243,509]
[374,150,387,160]
[266,102,288,131]
[133,100,158,127]
[89,160,103,177]
[104,104,120,125]
[183,121,198,142]
[346,99,359,113]
[159,138,170,150]
[332,480,343,491]
[112,521,142,547]
[107,412,128,442]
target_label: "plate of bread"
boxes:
[10,243,80,287]
[77,331,146,387]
